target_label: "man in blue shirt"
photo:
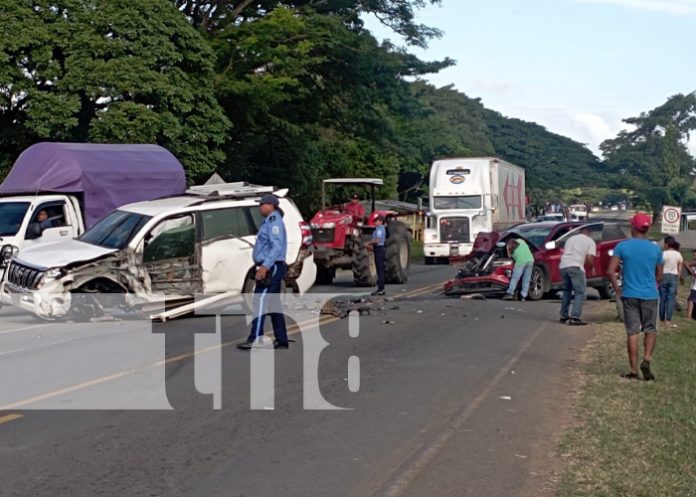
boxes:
[238,194,289,350]
[367,215,387,296]
[608,213,664,380]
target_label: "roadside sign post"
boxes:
[661,205,681,234]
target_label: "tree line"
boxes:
[1,1,693,214]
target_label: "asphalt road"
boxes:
[0,262,593,497]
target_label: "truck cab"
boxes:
[0,195,85,276]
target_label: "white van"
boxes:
[0,184,315,320]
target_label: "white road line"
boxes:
[0,323,52,335]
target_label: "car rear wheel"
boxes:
[596,281,615,300]
[527,266,547,301]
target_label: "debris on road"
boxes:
[382,320,396,325]
[499,396,512,401]
[321,297,385,319]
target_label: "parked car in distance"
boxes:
[536,213,565,222]
[611,205,619,211]
[445,221,630,300]
[569,204,588,220]
[0,183,316,320]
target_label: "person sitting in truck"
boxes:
[344,193,366,221]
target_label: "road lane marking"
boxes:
[0,323,52,335]
[0,280,447,411]
[0,413,23,425]
[366,322,549,497]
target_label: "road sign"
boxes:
[661,205,682,234]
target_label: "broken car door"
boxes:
[142,214,202,296]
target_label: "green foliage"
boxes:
[601,93,696,212]
[0,0,229,179]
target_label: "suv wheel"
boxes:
[527,266,547,301]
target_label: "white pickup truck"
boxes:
[0,142,186,278]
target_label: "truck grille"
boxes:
[440,217,470,243]
[6,261,44,290]
[311,228,336,244]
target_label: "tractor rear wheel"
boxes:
[386,221,411,284]
[352,239,377,286]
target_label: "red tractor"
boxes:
[310,178,411,286]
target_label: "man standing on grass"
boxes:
[559,225,597,326]
[607,213,663,381]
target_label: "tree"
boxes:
[0,0,230,179]
[601,93,696,212]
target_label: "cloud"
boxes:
[577,0,696,15]
[570,113,615,149]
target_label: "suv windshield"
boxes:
[509,225,555,248]
[0,202,30,236]
[80,210,152,249]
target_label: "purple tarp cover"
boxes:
[0,142,187,228]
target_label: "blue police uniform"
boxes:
[373,224,386,292]
[248,210,289,345]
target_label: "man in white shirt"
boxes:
[559,226,597,325]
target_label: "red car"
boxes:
[444,221,629,300]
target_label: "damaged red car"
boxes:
[444,221,629,300]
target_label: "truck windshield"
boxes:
[433,196,482,210]
[0,202,30,236]
[80,210,151,249]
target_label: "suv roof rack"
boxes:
[187,182,274,198]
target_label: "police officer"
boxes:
[367,215,387,296]
[237,194,289,350]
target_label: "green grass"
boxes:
[411,239,424,262]
[558,304,696,497]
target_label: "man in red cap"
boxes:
[607,212,663,381]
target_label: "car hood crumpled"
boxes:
[13,239,117,270]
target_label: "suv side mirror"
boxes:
[544,240,557,251]
[26,222,43,240]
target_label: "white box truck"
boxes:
[423,157,526,263]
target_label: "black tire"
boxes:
[386,221,411,284]
[68,292,104,322]
[596,281,615,300]
[315,264,335,285]
[352,238,377,287]
[527,266,547,301]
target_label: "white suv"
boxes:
[0,184,316,320]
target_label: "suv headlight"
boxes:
[43,268,65,281]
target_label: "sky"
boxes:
[363,0,696,156]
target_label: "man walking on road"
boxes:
[607,213,663,380]
[238,194,290,350]
[502,237,534,301]
[367,215,386,296]
[559,226,597,325]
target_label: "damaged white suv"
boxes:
[0,183,316,320]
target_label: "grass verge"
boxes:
[558,308,696,497]
[411,239,424,263]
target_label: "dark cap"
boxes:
[259,194,280,207]
[375,215,385,222]
[351,193,360,200]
